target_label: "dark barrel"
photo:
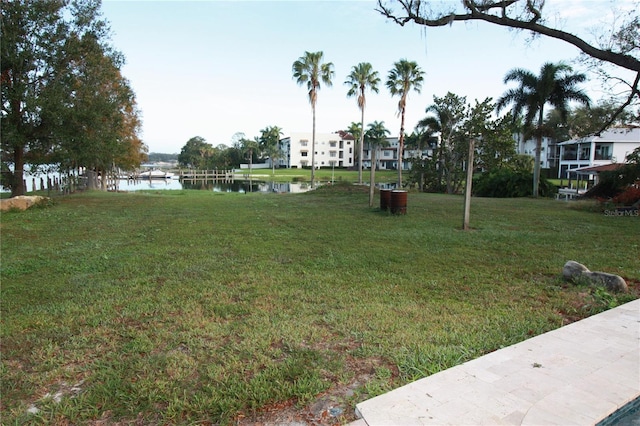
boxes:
[390,190,407,215]
[380,189,392,211]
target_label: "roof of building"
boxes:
[570,163,626,175]
[558,126,640,145]
[336,130,355,140]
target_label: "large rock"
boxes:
[562,260,590,281]
[0,195,48,211]
[583,271,629,293]
[562,260,628,293]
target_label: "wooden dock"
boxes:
[178,170,235,182]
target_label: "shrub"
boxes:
[611,186,640,206]
[473,169,556,198]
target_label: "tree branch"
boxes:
[376,0,640,72]
[597,71,640,135]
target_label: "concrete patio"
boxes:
[353,299,639,425]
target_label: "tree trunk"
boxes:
[86,170,98,190]
[533,135,542,197]
[100,168,107,191]
[11,145,26,197]
[463,138,475,230]
[369,145,376,207]
[533,112,544,197]
[311,105,316,188]
[398,107,406,187]
[437,143,444,192]
[359,105,365,185]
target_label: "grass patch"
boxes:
[2,188,638,424]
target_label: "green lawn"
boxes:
[2,186,638,424]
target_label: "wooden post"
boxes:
[463,138,475,231]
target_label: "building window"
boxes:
[579,145,591,161]
[562,146,577,160]
[301,161,308,167]
[301,151,308,157]
[300,140,308,147]
[329,151,336,157]
[595,143,612,160]
[329,140,337,147]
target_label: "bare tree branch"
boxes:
[597,71,640,134]
[376,0,640,72]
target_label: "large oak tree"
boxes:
[1,0,145,196]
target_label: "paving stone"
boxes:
[355,299,640,426]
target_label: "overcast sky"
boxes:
[100,0,635,154]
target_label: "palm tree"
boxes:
[260,125,284,174]
[346,121,362,170]
[365,120,391,207]
[386,59,425,187]
[417,92,468,194]
[292,51,334,187]
[345,62,380,184]
[496,62,590,197]
[241,137,260,176]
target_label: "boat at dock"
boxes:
[134,170,175,179]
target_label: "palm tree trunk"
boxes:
[398,107,406,187]
[359,105,365,184]
[369,144,376,207]
[533,112,544,197]
[311,105,316,188]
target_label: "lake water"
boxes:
[119,178,313,193]
[3,176,313,194]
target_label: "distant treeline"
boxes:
[148,153,179,162]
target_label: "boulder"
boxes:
[562,260,590,281]
[562,260,628,293]
[0,195,48,211]
[583,271,629,293]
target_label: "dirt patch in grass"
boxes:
[557,277,640,325]
[236,356,394,426]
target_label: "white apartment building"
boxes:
[557,127,640,179]
[514,134,557,169]
[277,132,438,171]
[279,132,355,169]
[362,137,436,170]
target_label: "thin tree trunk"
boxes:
[533,135,542,197]
[311,105,316,188]
[398,107,406,187]
[437,143,444,192]
[10,95,26,197]
[463,138,475,230]
[533,112,543,197]
[359,104,365,184]
[369,145,376,207]
[101,168,107,191]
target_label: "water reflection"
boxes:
[118,178,312,193]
